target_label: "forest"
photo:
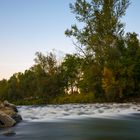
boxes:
[0,0,140,105]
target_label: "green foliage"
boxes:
[65,0,140,102]
[65,0,130,60]
[53,92,95,104]
[0,79,8,100]
[60,54,82,94]
[0,52,65,103]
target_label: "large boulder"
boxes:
[0,101,22,128]
[0,111,16,128]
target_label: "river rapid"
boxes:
[0,103,140,140]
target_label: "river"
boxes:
[0,103,140,140]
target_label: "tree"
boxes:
[34,52,57,75]
[121,33,140,97]
[61,54,82,94]
[65,0,130,100]
[33,52,63,100]
[0,79,8,100]
[65,0,129,65]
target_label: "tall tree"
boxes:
[65,0,129,57]
[65,0,130,99]
[33,52,63,100]
[65,0,129,64]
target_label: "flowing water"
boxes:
[0,103,140,140]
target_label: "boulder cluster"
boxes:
[0,101,22,128]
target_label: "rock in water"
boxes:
[3,100,18,112]
[11,113,22,124]
[0,101,22,128]
[0,111,16,128]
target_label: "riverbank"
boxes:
[11,95,140,106]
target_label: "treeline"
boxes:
[0,0,140,104]
[0,52,95,104]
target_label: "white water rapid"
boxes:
[18,103,140,122]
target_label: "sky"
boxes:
[0,0,140,80]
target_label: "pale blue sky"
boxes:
[0,0,140,79]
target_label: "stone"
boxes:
[11,113,22,124]
[3,100,18,112]
[0,101,22,128]
[0,111,16,128]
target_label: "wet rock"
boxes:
[0,111,16,128]
[3,100,18,112]
[11,113,22,124]
[98,110,104,113]
[0,101,22,128]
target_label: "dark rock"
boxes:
[11,113,22,124]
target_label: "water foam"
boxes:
[18,103,140,122]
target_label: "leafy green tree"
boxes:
[61,54,82,94]
[34,52,57,75]
[4,73,24,101]
[0,79,8,100]
[65,0,129,64]
[121,33,140,97]
[65,0,130,100]
[33,52,63,101]
[102,32,140,100]
[17,70,37,98]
